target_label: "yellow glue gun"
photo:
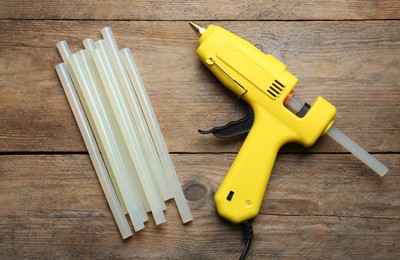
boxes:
[189,22,388,224]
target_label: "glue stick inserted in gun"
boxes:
[189,22,388,225]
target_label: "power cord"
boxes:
[239,221,254,260]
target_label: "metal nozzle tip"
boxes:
[189,21,206,37]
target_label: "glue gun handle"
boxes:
[214,111,286,223]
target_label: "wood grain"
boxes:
[1,154,399,259]
[0,20,399,153]
[1,0,399,20]
[0,1,399,258]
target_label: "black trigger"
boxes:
[198,106,254,139]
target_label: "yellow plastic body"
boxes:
[196,25,337,223]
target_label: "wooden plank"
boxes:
[0,154,398,219]
[175,153,400,218]
[0,154,399,258]
[0,0,399,20]
[1,214,399,259]
[1,20,399,153]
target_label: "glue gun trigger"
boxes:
[198,106,254,139]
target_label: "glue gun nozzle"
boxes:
[189,22,206,37]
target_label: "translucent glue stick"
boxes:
[100,27,173,201]
[55,63,133,239]
[92,42,167,225]
[286,95,388,177]
[57,40,133,218]
[68,50,146,231]
[121,48,193,223]
[83,39,150,219]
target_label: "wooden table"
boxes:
[1,1,399,259]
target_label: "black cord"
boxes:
[239,221,254,260]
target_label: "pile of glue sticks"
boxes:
[55,27,192,239]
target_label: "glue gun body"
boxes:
[194,24,336,223]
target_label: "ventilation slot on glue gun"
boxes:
[267,80,285,99]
